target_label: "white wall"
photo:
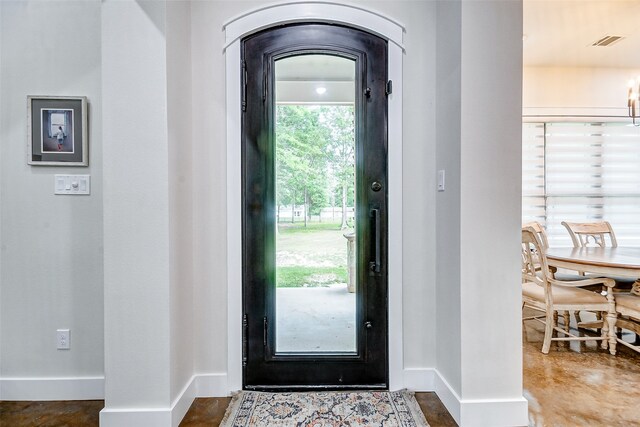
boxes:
[362,0,437,372]
[0,0,103,397]
[0,0,4,385]
[459,0,523,402]
[101,2,197,423]
[190,0,264,380]
[167,0,195,403]
[102,0,172,409]
[524,66,640,115]
[435,0,463,396]
[436,1,527,425]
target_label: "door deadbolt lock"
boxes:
[371,181,382,192]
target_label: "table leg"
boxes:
[606,291,617,355]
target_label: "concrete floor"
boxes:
[276,284,356,352]
[523,308,640,426]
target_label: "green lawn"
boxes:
[277,221,347,233]
[276,221,353,287]
[276,266,348,287]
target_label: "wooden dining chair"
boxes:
[615,294,640,354]
[524,222,585,279]
[523,222,584,328]
[523,221,549,249]
[522,222,549,278]
[561,221,639,342]
[561,220,636,288]
[521,227,618,354]
[561,221,618,248]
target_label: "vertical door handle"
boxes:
[369,208,381,273]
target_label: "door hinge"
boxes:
[386,80,393,96]
[241,60,247,112]
[242,314,248,366]
[263,316,268,347]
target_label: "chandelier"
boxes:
[628,78,640,126]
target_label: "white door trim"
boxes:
[225,1,404,392]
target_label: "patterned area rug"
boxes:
[220,390,429,427]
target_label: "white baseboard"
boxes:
[402,368,435,391]
[172,375,197,426]
[433,369,529,427]
[100,407,172,427]
[99,373,230,427]
[433,369,462,424]
[194,372,230,397]
[100,375,197,427]
[9,371,524,427]
[0,376,104,401]
[460,397,529,427]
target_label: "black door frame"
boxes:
[241,23,389,390]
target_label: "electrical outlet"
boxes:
[57,329,70,350]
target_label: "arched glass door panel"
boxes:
[274,54,357,354]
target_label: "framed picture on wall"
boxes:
[27,96,88,166]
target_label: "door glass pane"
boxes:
[274,54,357,353]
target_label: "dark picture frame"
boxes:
[27,96,88,166]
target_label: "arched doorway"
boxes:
[224,2,405,392]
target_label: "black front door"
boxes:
[242,23,388,390]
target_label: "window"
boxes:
[522,122,640,247]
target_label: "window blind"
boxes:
[522,123,545,226]
[523,121,640,247]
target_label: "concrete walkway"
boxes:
[276,283,356,352]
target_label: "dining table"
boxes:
[546,247,640,283]
[546,247,640,352]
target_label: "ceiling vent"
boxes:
[591,35,624,47]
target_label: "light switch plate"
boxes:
[55,175,90,195]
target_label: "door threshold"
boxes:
[245,384,388,392]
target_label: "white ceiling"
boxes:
[274,1,640,100]
[275,54,355,103]
[524,0,640,68]
[276,55,354,81]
